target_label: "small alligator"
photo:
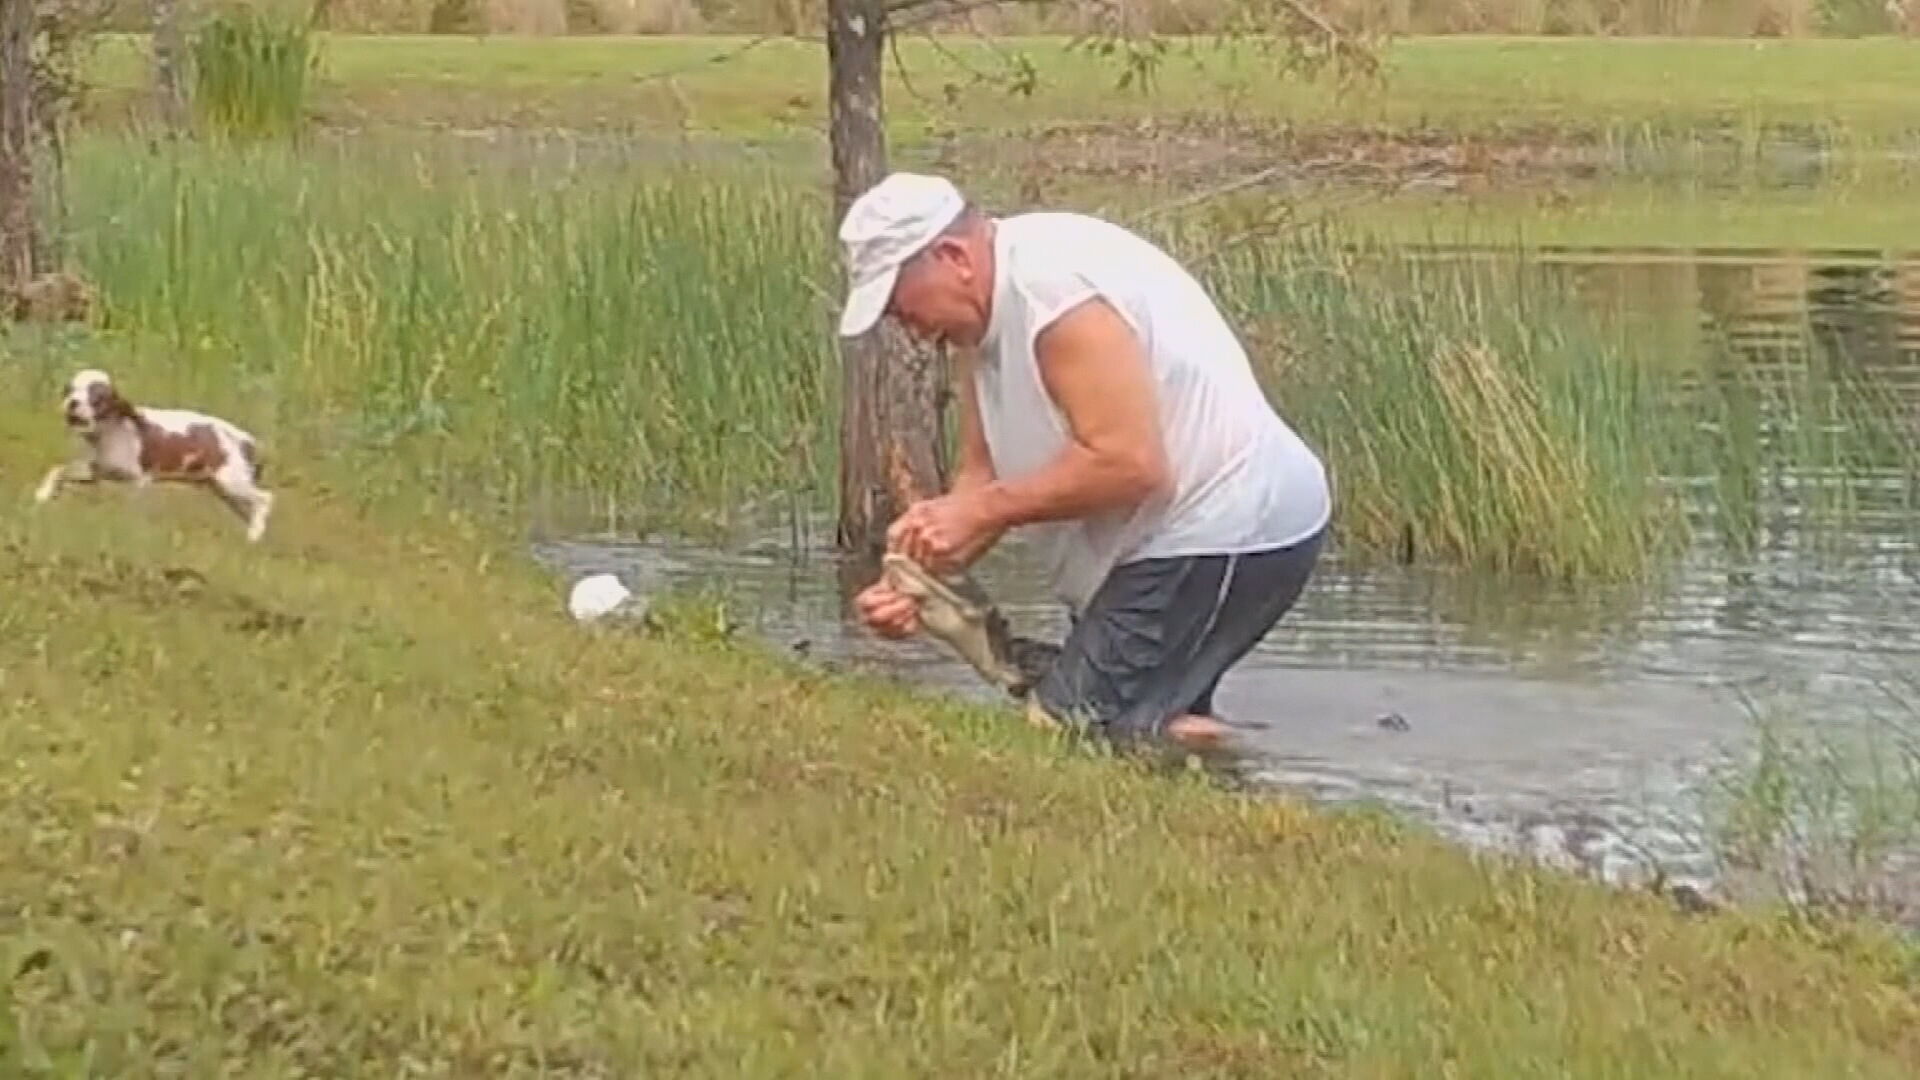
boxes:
[882,553,1273,746]
[880,552,1061,699]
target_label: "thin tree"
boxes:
[827,0,950,559]
[154,0,189,135]
[0,0,34,291]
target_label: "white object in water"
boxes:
[568,573,633,623]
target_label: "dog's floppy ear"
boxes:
[88,380,134,422]
[105,390,136,422]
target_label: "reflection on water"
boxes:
[535,245,1920,899]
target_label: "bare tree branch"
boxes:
[885,25,928,104]
[1274,0,1346,41]
[621,0,1378,112]
[1265,0,1384,81]
[629,35,780,86]
[885,0,1056,18]
[1137,164,1290,220]
[903,22,1037,100]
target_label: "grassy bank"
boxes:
[74,33,1920,146]
[3,398,1919,1074]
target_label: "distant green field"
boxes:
[77,33,1920,142]
[71,32,1920,252]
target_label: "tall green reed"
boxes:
[48,134,838,534]
[1170,216,1920,583]
[1684,270,1920,566]
[190,2,322,141]
[1706,670,1920,929]
[1180,222,1693,583]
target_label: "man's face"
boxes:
[886,235,986,348]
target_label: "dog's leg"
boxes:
[246,490,274,543]
[33,460,91,504]
[213,463,272,542]
[33,465,66,503]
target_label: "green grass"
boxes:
[72,33,1920,145]
[3,398,1919,1074]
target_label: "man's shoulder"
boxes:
[1000,212,1173,282]
[1000,210,1137,248]
[997,212,1139,298]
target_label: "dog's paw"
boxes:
[246,497,273,542]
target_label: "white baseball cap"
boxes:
[836,172,967,337]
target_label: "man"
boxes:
[838,172,1331,751]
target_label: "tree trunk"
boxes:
[826,0,947,561]
[153,0,190,135]
[0,0,35,290]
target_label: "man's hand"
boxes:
[887,488,1007,574]
[854,580,921,639]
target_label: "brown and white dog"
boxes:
[34,369,275,542]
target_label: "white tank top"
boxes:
[971,212,1333,612]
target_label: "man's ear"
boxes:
[927,235,973,276]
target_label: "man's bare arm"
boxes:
[948,354,997,497]
[977,297,1171,531]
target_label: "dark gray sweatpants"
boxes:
[1031,525,1326,743]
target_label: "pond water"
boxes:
[534,245,1920,901]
